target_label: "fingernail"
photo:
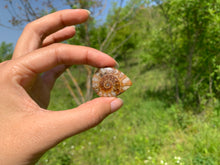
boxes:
[84,9,91,15]
[110,98,123,112]
[115,62,119,69]
[72,25,76,30]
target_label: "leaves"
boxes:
[1,0,219,110]
[0,42,13,62]
[136,0,220,110]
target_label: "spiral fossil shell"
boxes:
[92,67,132,97]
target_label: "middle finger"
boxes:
[13,9,90,59]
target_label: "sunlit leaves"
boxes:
[137,0,220,109]
[0,42,13,62]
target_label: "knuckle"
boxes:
[24,21,45,40]
[50,43,62,61]
[24,22,34,32]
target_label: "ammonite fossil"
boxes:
[92,67,132,97]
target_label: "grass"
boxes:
[37,64,220,165]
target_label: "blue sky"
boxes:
[0,3,22,46]
[0,0,126,47]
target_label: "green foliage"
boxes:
[136,0,220,110]
[0,42,13,62]
[1,1,220,164]
[38,65,220,165]
[40,2,220,163]
[3,0,219,111]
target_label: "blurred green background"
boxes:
[0,0,219,164]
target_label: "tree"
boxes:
[0,42,13,62]
[142,0,220,110]
[2,0,56,27]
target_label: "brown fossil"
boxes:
[92,67,132,97]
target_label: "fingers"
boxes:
[16,43,116,74]
[14,43,116,87]
[13,9,90,58]
[0,97,122,163]
[42,26,76,47]
[37,97,123,144]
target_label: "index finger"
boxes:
[13,44,117,86]
[13,9,90,59]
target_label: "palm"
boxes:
[27,64,66,108]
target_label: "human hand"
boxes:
[0,9,123,165]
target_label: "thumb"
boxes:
[36,97,123,147]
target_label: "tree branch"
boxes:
[100,3,136,52]
[112,34,132,57]
[61,75,81,106]
[66,68,85,103]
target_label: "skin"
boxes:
[0,9,123,165]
